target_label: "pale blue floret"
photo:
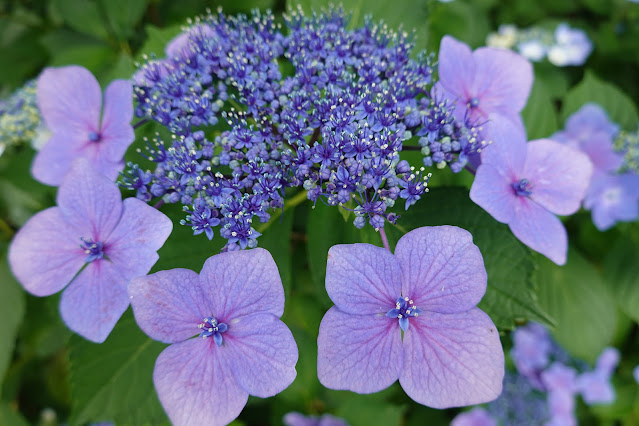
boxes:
[385,296,423,332]
[198,316,228,347]
[88,131,101,142]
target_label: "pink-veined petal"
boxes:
[56,159,123,241]
[509,197,568,265]
[438,36,475,101]
[59,259,130,343]
[8,207,85,296]
[128,268,209,344]
[317,306,402,393]
[31,132,89,186]
[395,226,487,314]
[524,139,593,215]
[399,308,504,408]
[37,66,101,134]
[471,48,533,117]
[100,79,135,162]
[470,163,517,224]
[224,313,298,397]
[153,338,249,426]
[325,244,401,315]
[200,248,285,320]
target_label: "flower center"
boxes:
[198,316,228,346]
[88,131,101,142]
[469,97,480,108]
[80,238,104,262]
[386,296,422,332]
[512,178,533,197]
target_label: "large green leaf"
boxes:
[521,78,559,140]
[289,0,431,53]
[561,70,639,130]
[0,245,25,394]
[396,187,553,330]
[67,310,167,425]
[259,209,295,296]
[51,0,110,42]
[603,232,639,323]
[534,250,618,363]
[101,0,149,41]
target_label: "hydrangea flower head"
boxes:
[283,412,349,426]
[128,248,298,426]
[317,226,504,408]
[8,159,172,342]
[436,35,533,130]
[547,24,593,67]
[552,103,621,174]
[470,118,593,265]
[32,65,135,185]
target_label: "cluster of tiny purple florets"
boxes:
[122,7,485,249]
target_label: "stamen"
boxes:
[88,131,101,142]
[512,178,533,197]
[198,316,228,346]
[385,296,423,332]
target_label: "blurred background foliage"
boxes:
[1,0,639,425]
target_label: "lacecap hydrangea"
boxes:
[123,7,489,251]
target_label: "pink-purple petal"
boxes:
[317,306,402,393]
[8,207,85,296]
[224,313,298,397]
[480,116,527,173]
[56,159,123,241]
[399,308,504,408]
[31,132,87,186]
[438,36,475,101]
[395,226,487,314]
[325,244,401,315]
[37,66,101,134]
[524,139,593,215]
[470,163,517,224]
[200,248,285,320]
[509,197,568,265]
[100,79,135,162]
[153,338,249,426]
[128,269,209,344]
[471,47,533,117]
[105,198,173,272]
[59,259,130,343]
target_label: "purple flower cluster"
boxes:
[124,8,489,249]
[453,322,620,426]
[554,104,639,230]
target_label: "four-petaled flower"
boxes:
[128,248,298,426]
[436,35,533,132]
[317,226,504,408]
[9,159,172,342]
[32,65,135,185]
[470,119,593,265]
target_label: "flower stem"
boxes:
[0,217,14,239]
[256,190,308,233]
[153,199,165,210]
[379,227,391,252]
[133,118,149,129]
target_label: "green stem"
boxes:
[256,190,308,233]
[0,217,14,240]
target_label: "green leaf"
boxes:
[0,402,29,426]
[603,234,639,323]
[0,245,25,393]
[100,0,149,41]
[426,1,490,51]
[561,70,639,130]
[397,187,553,330]
[521,78,559,140]
[259,209,294,296]
[68,310,167,425]
[289,0,431,53]
[51,0,110,41]
[306,202,347,287]
[534,250,618,363]
[137,24,184,60]
[330,387,406,426]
